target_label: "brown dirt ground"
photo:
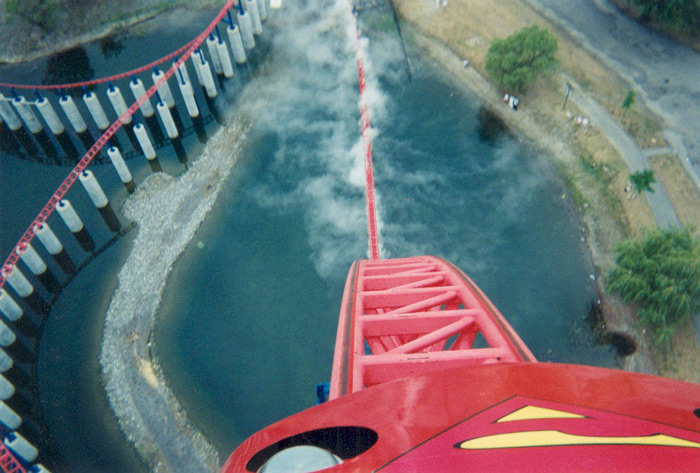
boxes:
[394,0,700,382]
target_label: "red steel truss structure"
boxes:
[329,256,536,400]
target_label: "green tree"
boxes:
[485,25,559,92]
[5,0,61,30]
[622,90,636,115]
[607,227,700,345]
[630,0,700,33]
[629,169,656,194]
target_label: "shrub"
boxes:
[485,25,559,92]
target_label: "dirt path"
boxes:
[566,75,679,227]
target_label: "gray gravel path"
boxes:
[100,117,250,473]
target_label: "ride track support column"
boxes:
[35,93,65,135]
[107,83,132,125]
[152,68,175,108]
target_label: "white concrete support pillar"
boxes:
[12,96,42,134]
[29,464,52,473]
[206,36,224,75]
[258,0,268,21]
[83,91,110,130]
[177,77,200,118]
[190,52,205,86]
[17,243,46,276]
[227,24,247,64]
[0,290,23,322]
[238,10,256,49]
[176,59,191,84]
[56,199,84,233]
[152,69,175,108]
[107,85,132,125]
[4,432,38,463]
[36,97,65,135]
[0,401,21,431]
[78,170,109,209]
[107,147,133,184]
[59,95,87,134]
[5,267,33,298]
[0,94,22,131]
[133,123,156,160]
[0,374,15,401]
[129,77,154,118]
[156,102,179,139]
[195,52,218,98]
[216,39,235,78]
[35,223,63,256]
[245,0,263,35]
[0,320,16,348]
[0,349,12,373]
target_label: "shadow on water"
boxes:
[585,298,637,357]
[99,33,127,59]
[477,106,510,143]
[42,46,95,91]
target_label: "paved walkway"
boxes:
[567,77,679,228]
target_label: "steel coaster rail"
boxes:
[0,0,238,289]
[348,1,380,261]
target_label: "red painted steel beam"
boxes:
[0,445,25,473]
[330,256,536,400]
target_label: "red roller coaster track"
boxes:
[348,2,381,261]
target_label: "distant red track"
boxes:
[0,0,237,288]
[348,2,381,261]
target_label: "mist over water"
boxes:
[154,0,616,462]
[235,0,371,279]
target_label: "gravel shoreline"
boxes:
[100,117,251,473]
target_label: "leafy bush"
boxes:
[607,227,700,345]
[485,25,559,92]
[627,0,700,34]
[629,169,656,194]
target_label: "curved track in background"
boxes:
[0,1,243,471]
[0,0,237,290]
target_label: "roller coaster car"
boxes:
[222,257,700,472]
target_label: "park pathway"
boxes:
[567,76,679,227]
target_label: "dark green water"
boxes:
[153,0,616,462]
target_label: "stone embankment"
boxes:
[100,117,251,473]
